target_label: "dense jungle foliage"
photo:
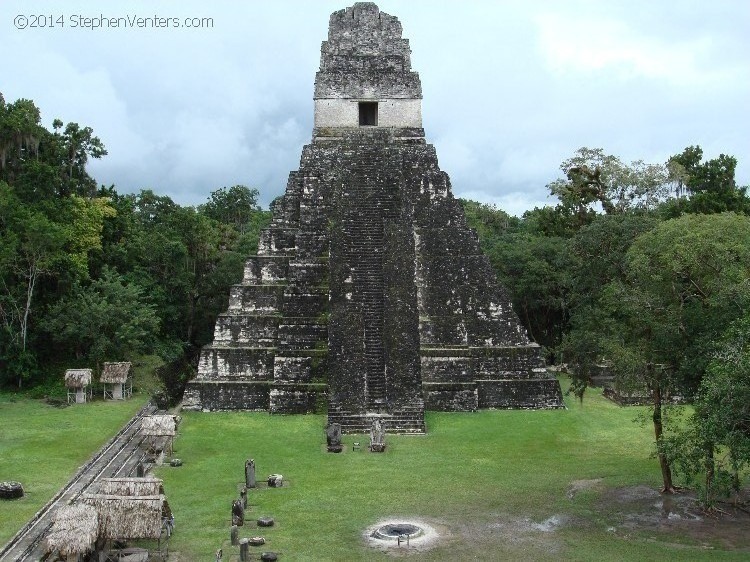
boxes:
[0,93,270,401]
[1,93,748,507]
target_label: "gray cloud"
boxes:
[2,0,748,215]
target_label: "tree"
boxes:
[666,314,750,509]
[665,146,749,215]
[0,183,67,386]
[485,232,571,350]
[1,93,107,199]
[462,200,570,352]
[561,213,659,396]
[548,147,669,217]
[51,120,107,197]
[594,213,750,492]
[0,95,45,184]
[44,268,159,369]
[199,185,260,234]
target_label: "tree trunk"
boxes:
[704,442,715,508]
[652,382,676,493]
[17,262,38,389]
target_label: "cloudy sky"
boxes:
[2,0,748,216]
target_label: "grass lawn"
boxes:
[0,393,148,545]
[155,380,749,561]
[2,381,746,560]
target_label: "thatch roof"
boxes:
[46,503,98,556]
[64,369,92,388]
[140,415,177,437]
[100,362,131,383]
[81,494,170,540]
[97,478,164,496]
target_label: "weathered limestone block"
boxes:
[420,356,473,383]
[257,228,297,256]
[478,379,565,409]
[232,499,244,526]
[227,285,284,314]
[273,356,312,382]
[213,315,279,346]
[276,319,327,350]
[182,381,271,412]
[245,459,256,488]
[326,422,343,453]
[288,260,328,286]
[243,257,289,284]
[281,288,328,318]
[423,383,478,412]
[269,384,325,414]
[197,347,275,381]
[267,475,283,488]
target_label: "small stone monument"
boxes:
[231,498,244,526]
[248,537,265,546]
[230,524,239,546]
[245,459,256,488]
[370,419,386,452]
[0,481,24,499]
[215,548,222,561]
[267,474,283,488]
[239,538,249,562]
[326,422,343,453]
[240,485,248,508]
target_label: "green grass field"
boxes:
[0,393,147,545]
[154,382,748,561]
[2,382,747,560]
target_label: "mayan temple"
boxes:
[182,3,564,432]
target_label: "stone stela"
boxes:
[183,2,564,432]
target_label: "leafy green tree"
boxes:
[44,268,159,369]
[665,314,750,509]
[548,147,669,218]
[0,183,66,386]
[486,233,570,350]
[664,146,749,215]
[561,214,659,394]
[590,213,750,492]
[0,95,45,184]
[51,120,107,197]
[462,200,569,351]
[1,94,107,199]
[199,184,260,234]
[461,200,520,241]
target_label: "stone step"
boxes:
[213,314,279,346]
[228,285,285,313]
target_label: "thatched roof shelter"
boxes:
[140,415,177,437]
[100,362,131,383]
[81,494,171,540]
[46,503,99,557]
[64,369,92,388]
[97,478,164,497]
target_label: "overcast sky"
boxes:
[2,0,748,216]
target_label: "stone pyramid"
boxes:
[183,2,564,432]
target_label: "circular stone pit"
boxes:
[365,518,441,552]
[372,523,423,541]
